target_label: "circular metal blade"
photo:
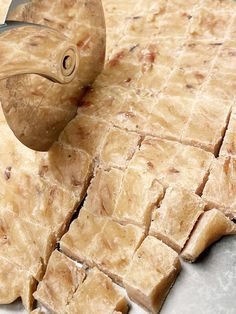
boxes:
[0,0,106,151]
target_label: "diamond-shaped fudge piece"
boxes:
[60,209,107,266]
[130,137,214,194]
[66,268,128,314]
[220,110,236,157]
[202,157,236,219]
[181,97,231,155]
[83,167,124,217]
[89,220,145,285]
[124,236,181,314]
[150,187,205,252]
[113,167,164,229]
[182,209,236,262]
[0,256,36,311]
[34,251,86,314]
[99,127,140,169]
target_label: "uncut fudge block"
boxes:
[99,127,140,169]
[89,220,145,285]
[0,256,36,311]
[0,206,56,281]
[60,209,107,266]
[202,157,236,219]
[220,110,236,157]
[83,168,124,217]
[181,97,231,155]
[182,209,236,262]
[124,236,181,314]
[1,169,79,238]
[150,187,205,253]
[130,137,214,194]
[66,268,128,314]
[34,251,86,314]
[145,96,192,142]
[113,167,164,229]
[59,114,109,158]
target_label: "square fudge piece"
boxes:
[77,85,125,123]
[0,256,36,311]
[145,96,192,142]
[179,39,220,72]
[59,114,109,158]
[181,97,231,155]
[60,208,107,267]
[99,127,140,169]
[202,156,236,219]
[0,206,56,281]
[83,168,124,217]
[113,167,164,229]
[39,142,93,198]
[2,169,79,238]
[214,40,236,73]
[182,209,236,262]
[34,251,86,314]
[220,110,236,157]
[124,236,181,314]
[66,268,128,314]
[164,68,208,98]
[150,187,205,253]
[130,137,214,194]
[89,219,145,285]
[189,8,231,40]
[111,91,154,133]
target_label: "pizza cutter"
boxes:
[0,0,106,151]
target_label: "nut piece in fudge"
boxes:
[202,156,236,219]
[60,208,107,266]
[124,236,181,314]
[83,168,124,217]
[0,256,37,311]
[182,209,236,262]
[89,219,145,285]
[34,250,86,314]
[99,127,140,169]
[66,268,128,314]
[113,167,164,229]
[150,187,205,253]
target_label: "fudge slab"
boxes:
[150,187,205,253]
[124,236,181,314]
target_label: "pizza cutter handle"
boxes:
[0,21,79,84]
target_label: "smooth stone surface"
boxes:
[0,236,235,314]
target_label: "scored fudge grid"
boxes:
[0,0,236,313]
